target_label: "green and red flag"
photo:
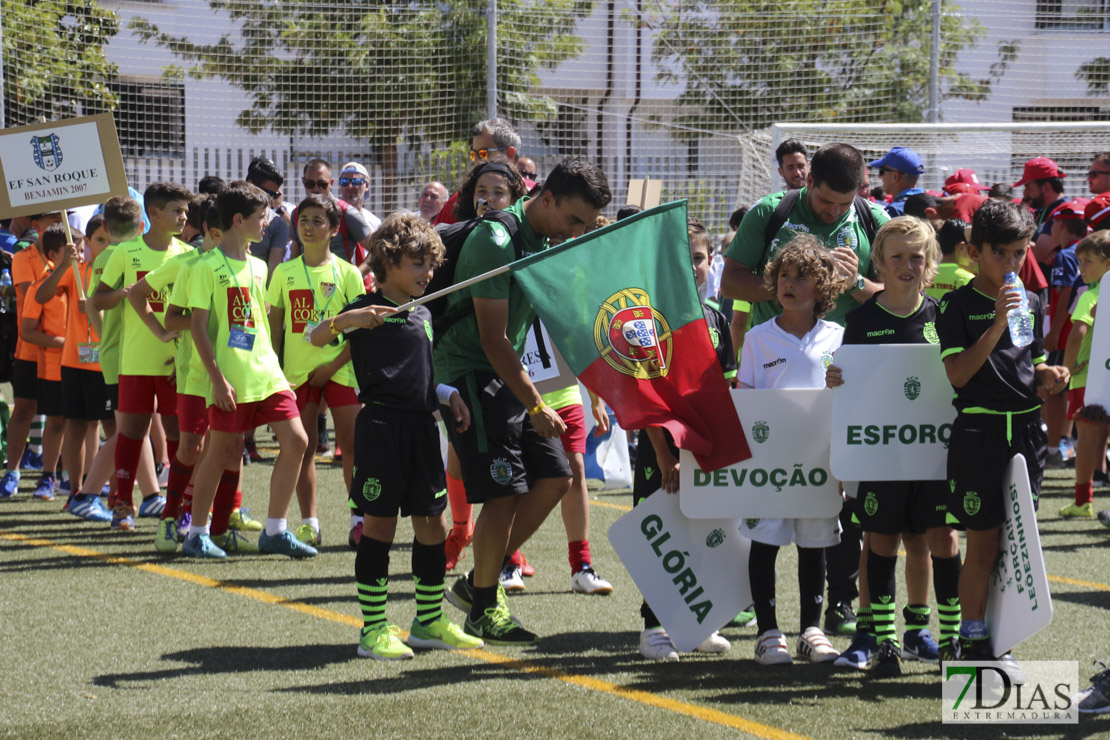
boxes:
[511,200,750,471]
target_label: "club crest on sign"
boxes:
[705,528,725,548]
[31,133,63,171]
[594,288,673,379]
[752,420,770,444]
[904,376,921,400]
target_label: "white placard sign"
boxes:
[1083,299,1110,409]
[831,344,955,481]
[0,114,128,218]
[986,454,1053,657]
[520,320,577,395]
[678,388,840,520]
[608,491,750,652]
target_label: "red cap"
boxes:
[944,168,988,195]
[1086,193,1110,230]
[1048,198,1090,222]
[1014,157,1066,187]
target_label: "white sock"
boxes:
[350,515,363,527]
[265,518,286,536]
[304,517,320,533]
[191,522,210,537]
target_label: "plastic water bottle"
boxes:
[0,269,11,314]
[1003,272,1034,347]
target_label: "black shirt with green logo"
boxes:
[936,284,1046,412]
[341,291,437,413]
[703,302,737,381]
[843,293,940,346]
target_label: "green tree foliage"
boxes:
[1076,57,1110,97]
[129,0,594,151]
[642,0,1014,132]
[1,0,120,127]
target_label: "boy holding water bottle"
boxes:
[936,199,1068,669]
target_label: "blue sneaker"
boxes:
[33,475,57,501]
[902,628,940,663]
[0,470,21,499]
[59,478,71,495]
[110,504,135,531]
[137,495,166,518]
[20,449,43,471]
[258,529,318,559]
[183,533,227,560]
[69,495,113,523]
[834,632,876,670]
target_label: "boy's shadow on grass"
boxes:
[94,643,354,688]
[887,719,1107,739]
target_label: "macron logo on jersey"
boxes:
[762,357,786,369]
[227,287,255,328]
[288,289,318,333]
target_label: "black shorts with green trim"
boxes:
[443,371,571,504]
[856,479,948,535]
[632,427,676,506]
[945,409,1046,531]
[350,404,447,519]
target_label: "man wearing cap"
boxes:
[417,181,449,222]
[870,147,925,217]
[1088,153,1110,196]
[944,169,989,197]
[337,161,382,233]
[1015,157,1068,266]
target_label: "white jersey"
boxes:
[737,317,843,390]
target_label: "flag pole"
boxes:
[388,263,511,314]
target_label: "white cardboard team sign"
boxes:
[1083,302,1110,409]
[678,388,840,520]
[986,454,1053,657]
[520,320,577,395]
[0,113,129,218]
[830,344,955,481]
[608,491,750,652]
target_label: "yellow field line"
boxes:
[1047,574,1110,592]
[0,528,810,740]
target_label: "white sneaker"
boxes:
[571,566,613,595]
[694,631,731,654]
[499,563,525,592]
[996,652,1027,685]
[796,626,839,663]
[639,627,679,661]
[754,629,793,665]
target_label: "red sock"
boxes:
[210,469,241,536]
[233,488,243,509]
[447,473,471,534]
[509,549,524,567]
[113,434,144,509]
[568,539,591,574]
[164,459,194,520]
[181,483,194,517]
[1076,481,1094,506]
[166,438,179,470]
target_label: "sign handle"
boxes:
[60,216,85,300]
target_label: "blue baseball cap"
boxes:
[869,147,925,175]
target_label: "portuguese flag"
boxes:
[511,201,750,471]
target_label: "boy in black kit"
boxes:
[311,213,482,660]
[936,200,1068,672]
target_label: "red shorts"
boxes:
[177,393,210,436]
[557,402,587,455]
[294,381,360,411]
[1068,386,1106,424]
[208,390,299,434]
[118,374,178,416]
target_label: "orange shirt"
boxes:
[11,246,51,362]
[22,278,67,382]
[56,262,100,372]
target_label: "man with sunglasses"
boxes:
[1087,152,1110,196]
[337,161,382,234]
[293,158,375,280]
[245,156,291,284]
[433,118,523,226]
[870,147,925,217]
